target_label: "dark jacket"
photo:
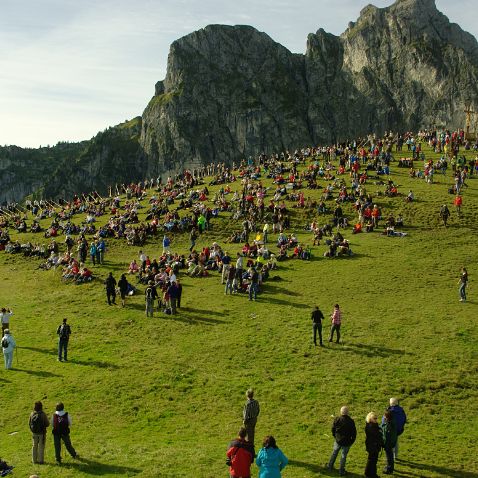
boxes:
[311,308,324,325]
[381,417,397,449]
[332,415,357,447]
[389,405,407,435]
[365,422,383,454]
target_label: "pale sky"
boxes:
[1,0,476,148]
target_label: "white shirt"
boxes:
[1,311,13,325]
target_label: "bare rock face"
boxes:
[141,0,478,175]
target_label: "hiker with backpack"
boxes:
[56,318,71,362]
[1,308,13,336]
[52,402,79,465]
[2,329,16,370]
[145,280,158,317]
[29,401,50,464]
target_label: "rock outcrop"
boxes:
[141,0,478,173]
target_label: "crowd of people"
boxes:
[0,128,474,475]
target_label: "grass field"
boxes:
[0,143,477,478]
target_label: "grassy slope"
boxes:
[0,145,477,478]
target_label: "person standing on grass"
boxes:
[386,397,406,459]
[104,272,117,305]
[226,427,255,478]
[381,410,397,474]
[1,307,13,336]
[57,318,71,362]
[364,412,383,478]
[327,406,357,476]
[52,402,79,465]
[256,435,288,478]
[458,267,468,302]
[311,306,325,346]
[118,274,129,308]
[243,389,260,446]
[439,204,450,227]
[329,304,342,344]
[145,280,158,317]
[2,329,16,370]
[29,401,50,464]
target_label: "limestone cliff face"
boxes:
[141,0,478,172]
[140,25,311,176]
[2,0,478,202]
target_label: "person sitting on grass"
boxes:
[128,259,139,274]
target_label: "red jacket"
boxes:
[227,438,254,478]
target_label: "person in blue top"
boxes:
[162,235,171,255]
[256,435,288,478]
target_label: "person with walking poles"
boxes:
[243,389,260,446]
[311,305,324,346]
[329,304,342,344]
[52,402,79,465]
[57,318,71,362]
[1,308,13,336]
[2,329,16,370]
[29,401,50,464]
[327,405,357,476]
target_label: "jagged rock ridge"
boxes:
[140,0,478,176]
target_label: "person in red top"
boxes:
[227,427,255,478]
[454,195,462,216]
[329,304,342,344]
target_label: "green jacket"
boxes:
[381,418,397,449]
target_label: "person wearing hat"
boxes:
[2,329,16,370]
[0,307,13,336]
[145,281,158,317]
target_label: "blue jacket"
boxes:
[389,405,407,435]
[256,447,288,478]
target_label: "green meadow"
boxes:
[0,144,477,478]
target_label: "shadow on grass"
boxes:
[398,459,478,478]
[263,284,301,296]
[69,358,120,370]
[265,296,310,309]
[61,456,141,475]
[14,368,60,377]
[162,312,226,325]
[288,460,363,477]
[20,346,56,356]
[332,342,411,358]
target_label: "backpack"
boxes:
[1,336,9,348]
[52,413,69,435]
[58,325,70,339]
[146,287,153,300]
[30,412,45,434]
